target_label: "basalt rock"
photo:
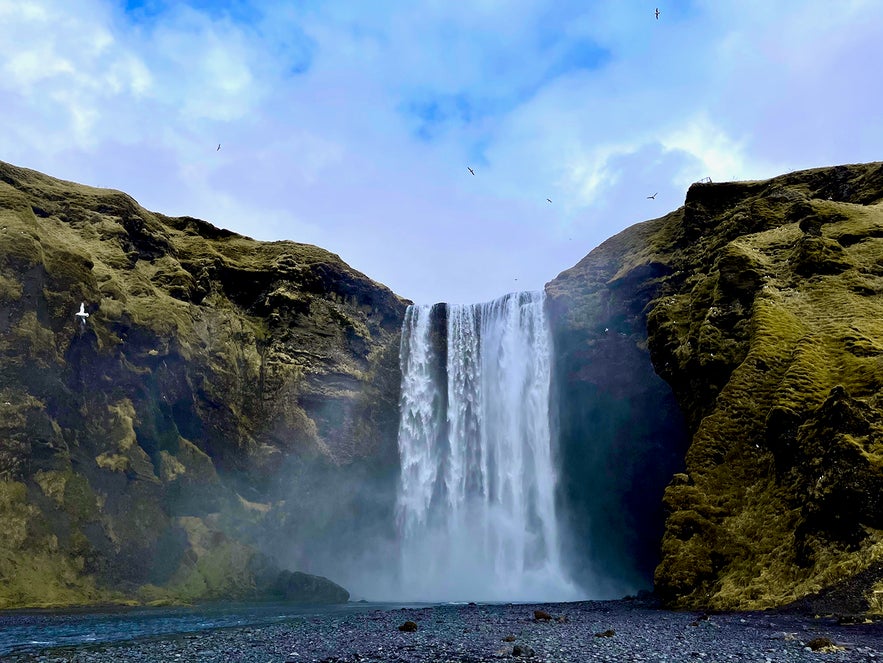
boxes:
[272,570,350,604]
[0,161,407,608]
[548,161,883,611]
[546,218,689,595]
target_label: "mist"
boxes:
[255,452,403,601]
[237,286,688,605]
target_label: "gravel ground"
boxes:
[5,600,883,663]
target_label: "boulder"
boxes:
[272,570,349,604]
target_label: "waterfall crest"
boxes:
[396,291,577,601]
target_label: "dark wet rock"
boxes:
[546,224,689,596]
[533,610,552,621]
[807,636,836,651]
[512,643,535,656]
[398,620,418,632]
[272,570,349,604]
[595,628,616,637]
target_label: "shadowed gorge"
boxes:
[546,229,690,598]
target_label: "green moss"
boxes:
[0,187,42,269]
[868,579,883,615]
[9,311,59,366]
[0,272,22,300]
[95,453,130,473]
[0,481,115,609]
[34,470,68,507]
[0,481,34,549]
[162,517,261,601]
[0,550,110,609]
[652,166,883,609]
[33,470,100,522]
[175,438,219,483]
[168,541,257,600]
[63,473,100,522]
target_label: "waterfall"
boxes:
[396,291,577,602]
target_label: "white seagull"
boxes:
[75,302,89,325]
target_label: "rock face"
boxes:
[548,162,883,611]
[273,570,350,604]
[546,211,689,596]
[0,161,407,608]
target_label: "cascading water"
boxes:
[396,291,578,601]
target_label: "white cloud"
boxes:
[146,8,264,121]
[0,0,881,303]
[562,145,627,208]
[660,115,747,186]
[5,46,74,84]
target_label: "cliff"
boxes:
[547,162,883,611]
[0,161,407,608]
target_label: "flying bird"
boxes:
[655,7,660,19]
[546,198,552,203]
[647,192,658,199]
[217,144,221,151]
[467,166,475,176]
[75,302,89,325]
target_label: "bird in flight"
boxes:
[655,7,660,19]
[647,192,658,199]
[217,144,221,151]
[467,166,475,175]
[75,302,89,326]
[546,198,552,203]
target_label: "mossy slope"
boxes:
[0,160,407,608]
[548,162,883,610]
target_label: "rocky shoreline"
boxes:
[5,600,883,662]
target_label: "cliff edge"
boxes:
[0,161,407,607]
[548,162,883,611]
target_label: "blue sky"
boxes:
[1,0,882,304]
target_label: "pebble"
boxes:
[5,600,883,662]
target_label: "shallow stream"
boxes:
[0,601,406,657]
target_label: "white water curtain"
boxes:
[396,292,577,602]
